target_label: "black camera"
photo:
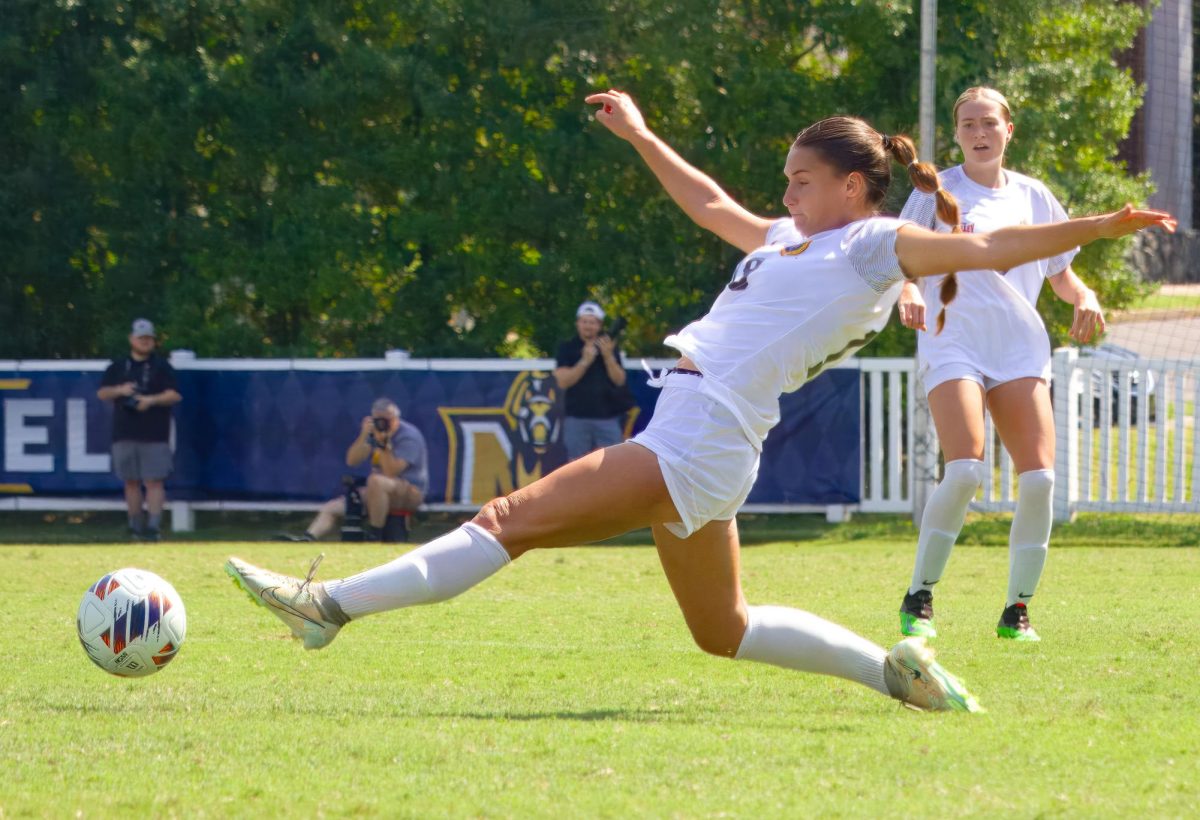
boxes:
[606,316,627,342]
[121,393,141,411]
[372,416,391,433]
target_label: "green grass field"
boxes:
[2,530,1199,817]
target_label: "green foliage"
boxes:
[938,0,1153,347]
[1,0,1154,358]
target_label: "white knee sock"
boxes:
[324,523,511,619]
[909,459,985,594]
[734,605,890,696]
[1007,469,1054,606]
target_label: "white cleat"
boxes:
[225,554,349,650]
[884,637,984,713]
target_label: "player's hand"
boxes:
[1094,204,1176,239]
[595,335,615,358]
[897,282,927,331]
[1070,290,1106,344]
[585,89,648,140]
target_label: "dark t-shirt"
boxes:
[100,354,179,443]
[555,337,631,419]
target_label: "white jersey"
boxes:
[665,216,908,448]
[900,165,1077,384]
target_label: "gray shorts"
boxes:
[563,415,624,461]
[112,441,173,482]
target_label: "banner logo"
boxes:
[439,371,565,504]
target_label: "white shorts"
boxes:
[629,372,759,539]
[922,360,1050,396]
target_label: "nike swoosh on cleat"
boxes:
[262,587,327,629]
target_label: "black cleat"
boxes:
[997,602,1041,641]
[899,589,938,638]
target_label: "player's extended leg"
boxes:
[900,379,987,637]
[226,442,677,648]
[655,518,981,712]
[988,377,1055,641]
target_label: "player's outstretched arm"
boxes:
[894,205,1176,279]
[586,89,775,254]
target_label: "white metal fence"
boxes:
[869,349,1200,521]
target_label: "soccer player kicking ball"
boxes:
[895,87,1113,642]
[227,90,1173,714]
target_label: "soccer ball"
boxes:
[76,568,187,677]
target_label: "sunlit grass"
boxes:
[2,539,1198,816]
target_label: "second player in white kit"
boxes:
[896,87,1109,642]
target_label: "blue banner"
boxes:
[0,363,860,505]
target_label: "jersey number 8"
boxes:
[728,256,765,291]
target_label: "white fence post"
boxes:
[1051,348,1080,522]
[170,501,195,532]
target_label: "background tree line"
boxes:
[1,0,1152,360]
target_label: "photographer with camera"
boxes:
[553,300,634,461]
[280,398,428,542]
[97,318,182,541]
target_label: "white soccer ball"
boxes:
[76,568,187,677]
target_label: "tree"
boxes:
[0,0,1154,359]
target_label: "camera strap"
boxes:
[124,356,154,393]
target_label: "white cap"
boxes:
[131,318,156,337]
[576,301,605,320]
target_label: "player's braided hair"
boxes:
[793,118,962,334]
[882,133,962,334]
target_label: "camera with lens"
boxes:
[606,316,627,342]
[121,392,142,411]
[372,416,391,433]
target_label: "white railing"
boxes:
[858,358,919,515]
[936,349,1199,520]
[1057,348,1198,518]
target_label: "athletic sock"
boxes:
[127,513,142,533]
[909,458,985,594]
[323,523,511,619]
[1007,469,1054,606]
[734,605,890,696]
[146,513,162,532]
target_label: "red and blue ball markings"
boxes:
[83,578,178,671]
[89,574,121,601]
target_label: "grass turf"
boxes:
[2,537,1198,817]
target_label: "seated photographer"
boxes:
[281,398,428,542]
